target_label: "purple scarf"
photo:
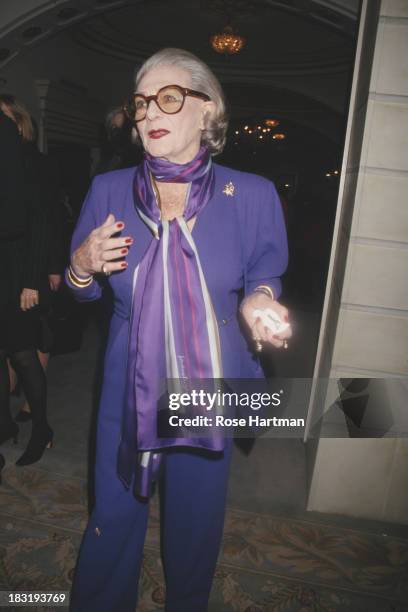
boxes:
[117,146,225,498]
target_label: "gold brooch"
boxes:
[223,181,235,197]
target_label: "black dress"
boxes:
[0,113,49,352]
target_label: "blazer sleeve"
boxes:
[22,185,48,290]
[241,176,288,300]
[45,157,65,275]
[0,114,27,239]
[65,175,107,302]
[21,146,49,291]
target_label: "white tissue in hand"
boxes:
[252,308,290,335]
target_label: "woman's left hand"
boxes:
[20,288,39,311]
[241,292,292,349]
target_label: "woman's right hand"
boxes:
[71,213,133,277]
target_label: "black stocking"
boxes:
[10,349,47,428]
[0,348,12,426]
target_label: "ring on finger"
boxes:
[101,262,111,276]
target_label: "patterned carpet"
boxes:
[1,325,407,611]
[1,461,408,612]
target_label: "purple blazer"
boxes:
[67,163,288,380]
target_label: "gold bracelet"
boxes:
[254,285,274,300]
[68,268,93,288]
[69,264,93,285]
[68,265,93,288]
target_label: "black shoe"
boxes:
[15,409,32,423]
[0,454,5,485]
[0,421,19,446]
[15,425,54,467]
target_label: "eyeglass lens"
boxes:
[134,86,185,120]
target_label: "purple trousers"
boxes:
[70,442,232,612]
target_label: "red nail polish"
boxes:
[121,248,128,255]
[125,238,133,244]
[116,223,124,229]
[120,262,128,268]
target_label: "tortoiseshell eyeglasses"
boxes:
[123,84,211,123]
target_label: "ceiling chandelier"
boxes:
[235,122,286,139]
[264,119,280,128]
[210,26,245,55]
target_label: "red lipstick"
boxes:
[148,129,169,139]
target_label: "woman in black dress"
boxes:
[0,95,53,468]
[12,119,64,423]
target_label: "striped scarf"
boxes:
[117,146,224,498]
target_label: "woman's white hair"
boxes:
[134,48,228,156]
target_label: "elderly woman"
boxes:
[68,48,291,612]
